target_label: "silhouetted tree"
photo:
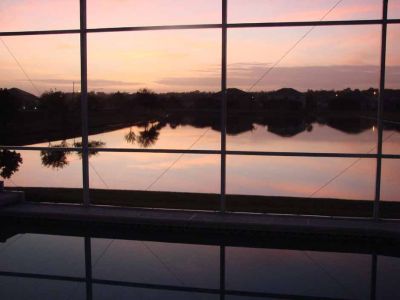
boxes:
[136,88,159,109]
[40,91,69,116]
[88,91,100,112]
[0,150,23,179]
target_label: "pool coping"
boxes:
[1,201,399,240]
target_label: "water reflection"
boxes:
[74,141,106,158]
[40,141,71,169]
[0,227,399,300]
[1,88,399,147]
[124,128,136,144]
[124,122,162,148]
[137,123,161,148]
[1,87,400,207]
[38,140,105,170]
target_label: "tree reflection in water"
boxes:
[0,150,23,179]
[137,124,160,148]
[40,140,106,170]
[124,128,136,144]
[40,141,71,169]
[73,140,106,158]
[124,122,161,148]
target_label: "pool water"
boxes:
[0,227,399,300]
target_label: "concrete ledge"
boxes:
[0,202,400,241]
[0,191,24,207]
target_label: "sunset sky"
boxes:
[0,0,399,95]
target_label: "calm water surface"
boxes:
[0,232,398,300]
[4,124,400,201]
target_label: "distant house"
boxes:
[266,88,306,110]
[7,88,39,111]
[223,88,254,110]
[311,90,336,110]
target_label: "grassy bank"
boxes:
[6,187,400,219]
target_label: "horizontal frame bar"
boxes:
[228,19,400,28]
[0,146,82,152]
[93,278,348,300]
[0,29,80,36]
[2,145,400,159]
[227,150,378,158]
[0,271,84,283]
[0,271,349,300]
[1,18,399,36]
[87,24,221,33]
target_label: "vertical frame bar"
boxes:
[370,253,378,300]
[220,0,228,212]
[220,245,226,300]
[374,0,388,219]
[80,0,90,206]
[85,236,93,300]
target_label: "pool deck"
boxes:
[1,199,400,241]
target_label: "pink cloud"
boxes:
[0,0,79,31]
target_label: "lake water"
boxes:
[0,230,399,300]
[3,122,400,202]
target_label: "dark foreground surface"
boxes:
[0,210,400,300]
[1,201,400,240]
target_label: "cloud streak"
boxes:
[35,79,141,87]
[157,65,400,91]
